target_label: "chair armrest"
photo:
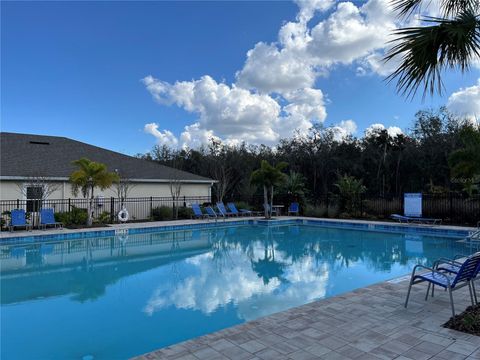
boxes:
[412,264,452,284]
[433,257,463,269]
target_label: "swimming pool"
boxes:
[0,222,472,359]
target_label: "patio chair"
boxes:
[205,206,221,218]
[216,202,236,217]
[405,252,480,317]
[390,214,441,225]
[192,203,208,219]
[40,208,63,229]
[227,203,260,216]
[9,209,32,232]
[288,202,300,216]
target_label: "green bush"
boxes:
[151,206,173,221]
[233,201,251,211]
[177,206,193,219]
[95,211,111,224]
[304,204,327,218]
[55,207,88,226]
[327,204,340,218]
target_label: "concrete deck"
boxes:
[133,277,480,360]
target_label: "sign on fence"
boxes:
[404,193,422,217]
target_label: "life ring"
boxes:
[118,208,129,222]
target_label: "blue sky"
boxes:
[2,1,479,155]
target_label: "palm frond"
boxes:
[385,9,480,98]
[391,0,424,17]
[441,0,479,17]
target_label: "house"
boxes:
[0,132,214,206]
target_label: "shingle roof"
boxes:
[0,132,213,183]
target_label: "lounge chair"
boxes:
[40,208,63,229]
[227,203,260,216]
[288,202,300,216]
[205,206,222,218]
[390,214,441,225]
[9,209,32,232]
[192,203,208,219]
[216,202,236,217]
[405,252,480,316]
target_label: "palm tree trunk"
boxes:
[263,185,269,219]
[88,185,94,226]
[270,185,274,218]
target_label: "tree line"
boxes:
[137,108,480,202]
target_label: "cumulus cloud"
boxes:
[143,0,411,147]
[331,119,358,141]
[143,76,327,147]
[144,123,179,148]
[365,123,403,138]
[447,79,480,123]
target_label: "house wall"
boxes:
[0,180,212,221]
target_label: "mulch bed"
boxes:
[444,305,480,336]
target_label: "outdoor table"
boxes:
[272,205,284,216]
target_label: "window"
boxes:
[26,186,43,212]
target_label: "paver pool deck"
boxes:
[134,277,480,360]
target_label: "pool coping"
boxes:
[0,216,476,243]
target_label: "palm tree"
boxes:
[334,174,367,215]
[250,160,288,219]
[70,158,119,226]
[385,0,480,97]
[282,171,307,201]
[448,126,480,195]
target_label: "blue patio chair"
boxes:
[405,252,480,317]
[216,202,236,217]
[192,203,208,219]
[205,206,221,218]
[288,202,300,216]
[40,208,63,229]
[9,209,32,232]
[227,203,260,216]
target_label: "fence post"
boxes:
[110,197,115,223]
[183,196,186,207]
[150,196,153,217]
[449,192,453,221]
[68,198,71,214]
[16,199,19,209]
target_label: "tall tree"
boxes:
[250,160,288,219]
[385,0,480,97]
[69,158,119,226]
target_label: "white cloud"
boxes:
[331,119,357,141]
[447,79,480,123]
[144,123,179,148]
[365,123,403,138]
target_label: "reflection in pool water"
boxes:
[0,224,470,359]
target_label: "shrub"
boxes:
[233,201,252,211]
[151,206,173,221]
[177,206,193,219]
[55,207,88,226]
[304,204,327,218]
[327,204,340,218]
[95,211,111,224]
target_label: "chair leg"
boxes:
[405,277,414,308]
[447,286,455,318]
[472,281,478,305]
[425,283,431,301]
[469,282,476,306]
[432,284,435,298]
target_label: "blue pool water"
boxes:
[0,224,472,359]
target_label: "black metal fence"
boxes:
[1,193,479,229]
[0,196,211,229]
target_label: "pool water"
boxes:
[0,224,471,359]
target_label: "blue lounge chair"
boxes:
[9,209,32,232]
[391,214,441,225]
[227,203,260,216]
[192,203,208,219]
[205,206,221,218]
[217,202,236,217]
[288,202,300,216]
[40,208,63,229]
[405,252,480,316]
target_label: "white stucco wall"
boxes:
[0,179,213,221]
